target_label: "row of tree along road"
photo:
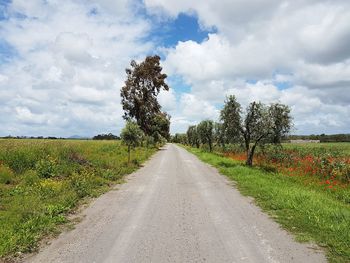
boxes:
[117,55,293,166]
[175,95,293,166]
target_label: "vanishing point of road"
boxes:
[28,144,325,263]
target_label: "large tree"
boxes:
[197,120,214,152]
[220,95,241,143]
[220,95,292,166]
[120,55,170,138]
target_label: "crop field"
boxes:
[0,139,156,258]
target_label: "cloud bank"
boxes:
[0,0,349,136]
[146,0,350,134]
[0,0,151,136]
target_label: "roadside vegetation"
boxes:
[225,143,350,192]
[0,54,171,260]
[186,146,350,263]
[174,94,349,262]
[0,139,156,258]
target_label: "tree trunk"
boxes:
[128,145,131,164]
[221,141,225,149]
[209,140,212,152]
[246,150,253,166]
[246,145,256,166]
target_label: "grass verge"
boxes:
[185,146,350,263]
[0,139,156,259]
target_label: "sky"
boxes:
[0,0,349,137]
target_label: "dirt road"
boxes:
[28,144,325,263]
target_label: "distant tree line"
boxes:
[0,135,65,140]
[92,133,120,140]
[287,134,350,143]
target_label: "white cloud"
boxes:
[158,88,177,112]
[179,93,219,121]
[0,0,152,137]
[15,106,48,125]
[148,0,350,134]
[227,83,350,135]
[1,0,350,136]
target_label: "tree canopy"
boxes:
[220,95,292,166]
[187,125,200,148]
[197,120,214,152]
[220,95,241,144]
[120,55,170,140]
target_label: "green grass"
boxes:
[185,146,350,263]
[0,139,156,259]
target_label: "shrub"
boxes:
[0,165,15,184]
[35,156,57,178]
[22,170,40,186]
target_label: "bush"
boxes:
[0,165,15,184]
[35,156,57,179]
[145,136,155,147]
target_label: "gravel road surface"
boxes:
[28,144,325,263]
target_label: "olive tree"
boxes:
[171,133,187,144]
[197,120,214,152]
[214,122,226,148]
[220,95,292,166]
[120,121,144,164]
[220,95,241,143]
[186,125,200,148]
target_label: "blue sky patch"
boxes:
[0,0,10,20]
[275,81,292,90]
[0,40,17,64]
[149,13,215,47]
[167,75,192,95]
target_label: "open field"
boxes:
[0,139,156,259]
[283,142,350,156]
[185,144,350,263]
